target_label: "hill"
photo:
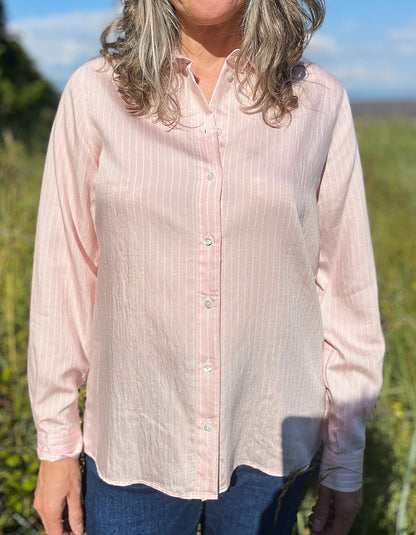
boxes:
[351,100,416,117]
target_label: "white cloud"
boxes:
[306,33,339,56]
[302,19,416,98]
[7,8,120,88]
[386,18,416,58]
[330,62,400,85]
[339,20,358,33]
[387,19,416,41]
[395,43,416,56]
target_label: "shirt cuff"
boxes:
[319,446,363,492]
[36,425,83,461]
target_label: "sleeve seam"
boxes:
[73,66,100,166]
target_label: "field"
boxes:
[0,115,415,534]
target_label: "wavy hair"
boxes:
[101,0,325,127]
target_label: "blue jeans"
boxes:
[84,455,307,535]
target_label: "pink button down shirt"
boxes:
[28,52,384,499]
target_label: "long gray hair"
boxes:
[101,0,325,127]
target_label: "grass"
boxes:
[0,133,44,534]
[355,116,416,535]
[0,116,415,534]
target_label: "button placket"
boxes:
[194,109,224,494]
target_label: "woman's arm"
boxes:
[312,87,385,532]
[28,65,100,532]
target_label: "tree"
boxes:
[0,0,58,149]
[0,0,5,31]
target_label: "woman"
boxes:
[28,1,384,534]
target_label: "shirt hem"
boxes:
[84,449,312,500]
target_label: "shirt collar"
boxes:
[174,48,241,75]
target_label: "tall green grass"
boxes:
[0,133,43,533]
[0,116,415,534]
[296,117,416,535]
[356,117,416,535]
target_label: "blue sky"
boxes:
[3,0,416,100]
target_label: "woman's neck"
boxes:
[178,15,242,102]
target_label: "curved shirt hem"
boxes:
[83,448,314,500]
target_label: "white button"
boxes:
[204,236,213,246]
[226,72,234,82]
[203,299,213,309]
[204,363,213,372]
[206,171,215,181]
[204,422,212,432]
[217,128,223,136]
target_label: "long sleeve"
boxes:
[316,89,384,491]
[28,69,100,461]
